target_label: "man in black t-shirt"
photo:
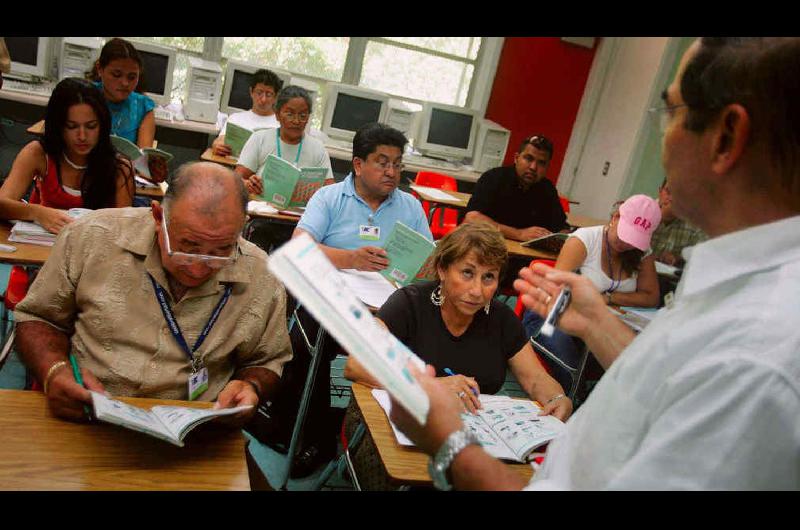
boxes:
[464,134,569,241]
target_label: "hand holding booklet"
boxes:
[90,391,252,447]
[380,221,436,287]
[268,233,430,424]
[261,154,327,209]
[110,134,173,183]
[372,389,565,462]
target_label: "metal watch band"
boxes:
[428,427,480,491]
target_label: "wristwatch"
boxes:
[428,427,481,491]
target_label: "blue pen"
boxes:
[443,368,479,396]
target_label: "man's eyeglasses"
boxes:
[367,158,405,173]
[161,213,238,269]
[648,103,688,134]
[253,89,276,99]
[280,110,310,123]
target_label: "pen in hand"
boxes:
[443,368,479,397]
[69,353,93,420]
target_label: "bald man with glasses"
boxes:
[15,162,292,425]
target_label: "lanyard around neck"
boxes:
[148,274,233,371]
[276,127,303,164]
[604,227,621,293]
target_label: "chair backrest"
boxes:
[414,171,458,191]
[558,195,571,214]
[414,171,459,240]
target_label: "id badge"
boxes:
[188,366,209,401]
[359,225,380,241]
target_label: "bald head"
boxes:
[164,161,249,219]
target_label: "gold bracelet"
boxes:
[546,393,566,405]
[43,360,69,396]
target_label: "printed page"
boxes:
[289,167,327,207]
[409,185,459,202]
[224,121,253,158]
[476,399,565,461]
[90,391,176,444]
[109,134,143,161]
[150,405,253,442]
[261,154,301,208]
[380,222,436,287]
[371,389,414,446]
[135,175,159,188]
[268,234,430,424]
[338,269,397,308]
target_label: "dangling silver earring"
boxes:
[431,284,444,306]
[484,302,490,315]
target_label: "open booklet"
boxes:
[268,233,430,424]
[90,391,252,447]
[372,389,565,463]
[110,134,174,183]
[380,221,436,287]
[521,232,569,254]
[9,208,91,246]
[261,154,327,210]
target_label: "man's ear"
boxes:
[151,201,163,225]
[352,157,363,178]
[710,103,750,175]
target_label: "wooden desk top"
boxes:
[567,213,605,228]
[26,119,45,135]
[351,383,533,486]
[201,148,238,168]
[0,223,51,266]
[135,181,167,199]
[410,186,471,209]
[0,389,250,490]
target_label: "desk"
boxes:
[0,224,51,266]
[351,383,534,486]
[201,147,238,168]
[504,238,557,260]
[0,389,251,490]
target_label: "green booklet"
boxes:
[380,221,436,287]
[224,121,259,158]
[110,134,174,183]
[261,154,327,208]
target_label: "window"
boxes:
[222,37,349,82]
[128,37,205,54]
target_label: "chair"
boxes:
[0,266,30,372]
[512,259,590,402]
[413,171,459,240]
[558,194,571,214]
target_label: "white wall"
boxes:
[560,37,670,220]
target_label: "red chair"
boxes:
[513,259,556,317]
[558,195,571,214]
[0,266,30,373]
[413,171,459,240]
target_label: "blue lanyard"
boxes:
[148,274,232,371]
[275,128,303,164]
[604,228,621,293]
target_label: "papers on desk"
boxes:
[8,208,91,246]
[268,233,430,424]
[409,185,458,202]
[338,269,398,308]
[247,200,279,216]
[371,389,565,463]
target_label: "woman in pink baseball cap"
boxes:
[522,194,662,393]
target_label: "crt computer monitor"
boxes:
[416,102,480,160]
[5,36,52,79]
[321,83,389,142]
[219,60,291,116]
[129,41,175,106]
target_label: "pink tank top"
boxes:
[29,154,84,210]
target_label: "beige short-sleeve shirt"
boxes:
[15,207,293,401]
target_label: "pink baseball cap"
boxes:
[617,194,662,251]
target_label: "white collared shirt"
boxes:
[526,215,800,490]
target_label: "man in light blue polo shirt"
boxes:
[294,122,432,270]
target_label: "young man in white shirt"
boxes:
[211,69,284,157]
[390,37,800,490]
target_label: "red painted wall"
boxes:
[485,37,598,185]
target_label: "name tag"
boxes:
[359,225,380,241]
[188,366,209,401]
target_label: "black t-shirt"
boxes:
[465,165,568,232]
[377,281,528,394]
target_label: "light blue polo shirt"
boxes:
[297,173,432,250]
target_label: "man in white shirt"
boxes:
[211,69,284,157]
[389,37,800,490]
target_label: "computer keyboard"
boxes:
[3,78,54,96]
[153,107,174,122]
[404,154,462,171]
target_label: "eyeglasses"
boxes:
[648,103,688,134]
[253,89,276,99]
[367,158,405,173]
[161,213,238,269]
[524,135,553,152]
[280,110,310,123]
